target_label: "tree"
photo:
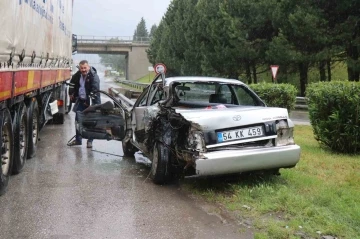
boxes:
[269,0,330,96]
[149,24,158,39]
[99,54,126,73]
[147,0,357,92]
[133,17,149,42]
[220,0,278,83]
[314,0,360,82]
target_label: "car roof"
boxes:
[163,76,246,86]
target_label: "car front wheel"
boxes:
[151,142,172,184]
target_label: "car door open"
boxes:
[75,90,127,141]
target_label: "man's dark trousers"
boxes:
[75,100,93,143]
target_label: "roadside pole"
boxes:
[148,66,154,82]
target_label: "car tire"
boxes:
[12,103,28,174]
[0,109,14,195]
[150,142,172,184]
[26,99,39,159]
[122,139,137,157]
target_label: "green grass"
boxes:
[183,125,360,239]
[136,72,156,83]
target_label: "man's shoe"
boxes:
[67,140,82,146]
[87,141,93,148]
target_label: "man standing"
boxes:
[67,60,101,148]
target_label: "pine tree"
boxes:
[133,17,149,42]
[149,24,158,39]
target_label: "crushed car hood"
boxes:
[174,106,289,130]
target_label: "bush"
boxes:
[250,83,297,112]
[306,81,360,154]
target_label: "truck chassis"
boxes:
[0,66,70,195]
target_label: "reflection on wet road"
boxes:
[0,74,252,239]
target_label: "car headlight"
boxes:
[275,120,295,146]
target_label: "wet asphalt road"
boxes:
[0,75,253,239]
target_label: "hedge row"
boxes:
[306,81,360,154]
[250,83,297,112]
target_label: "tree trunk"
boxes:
[245,61,252,84]
[327,59,331,81]
[319,60,326,82]
[299,62,309,97]
[347,44,360,82]
[281,65,288,83]
[251,62,258,84]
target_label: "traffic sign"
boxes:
[154,63,167,74]
[270,65,279,81]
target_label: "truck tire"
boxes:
[27,99,39,159]
[122,139,137,157]
[0,109,14,195]
[151,142,172,184]
[12,103,28,174]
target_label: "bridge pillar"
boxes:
[127,45,152,81]
[125,54,129,80]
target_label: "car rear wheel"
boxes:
[27,99,39,159]
[12,103,28,174]
[0,109,14,195]
[151,142,172,184]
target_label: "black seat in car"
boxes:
[209,94,227,104]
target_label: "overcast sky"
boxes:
[72,0,172,36]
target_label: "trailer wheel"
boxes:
[0,109,14,195]
[151,142,172,184]
[27,99,39,159]
[122,139,137,157]
[12,103,28,174]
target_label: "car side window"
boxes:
[135,87,149,107]
[236,86,256,106]
[218,85,232,104]
[138,94,147,106]
[150,84,164,105]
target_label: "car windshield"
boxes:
[172,82,263,106]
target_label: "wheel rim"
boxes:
[32,109,38,144]
[19,112,27,161]
[1,120,11,176]
[151,144,159,175]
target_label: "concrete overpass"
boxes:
[74,35,151,81]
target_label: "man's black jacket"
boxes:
[69,67,101,105]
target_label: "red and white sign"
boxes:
[154,63,167,74]
[270,65,279,81]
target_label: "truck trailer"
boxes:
[0,0,74,195]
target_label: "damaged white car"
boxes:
[76,73,301,184]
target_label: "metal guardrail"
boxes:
[114,78,308,110]
[76,35,151,44]
[108,88,134,111]
[114,78,149,90]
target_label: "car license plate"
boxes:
[217,126,264,143]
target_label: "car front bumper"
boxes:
[195,145,301,176]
